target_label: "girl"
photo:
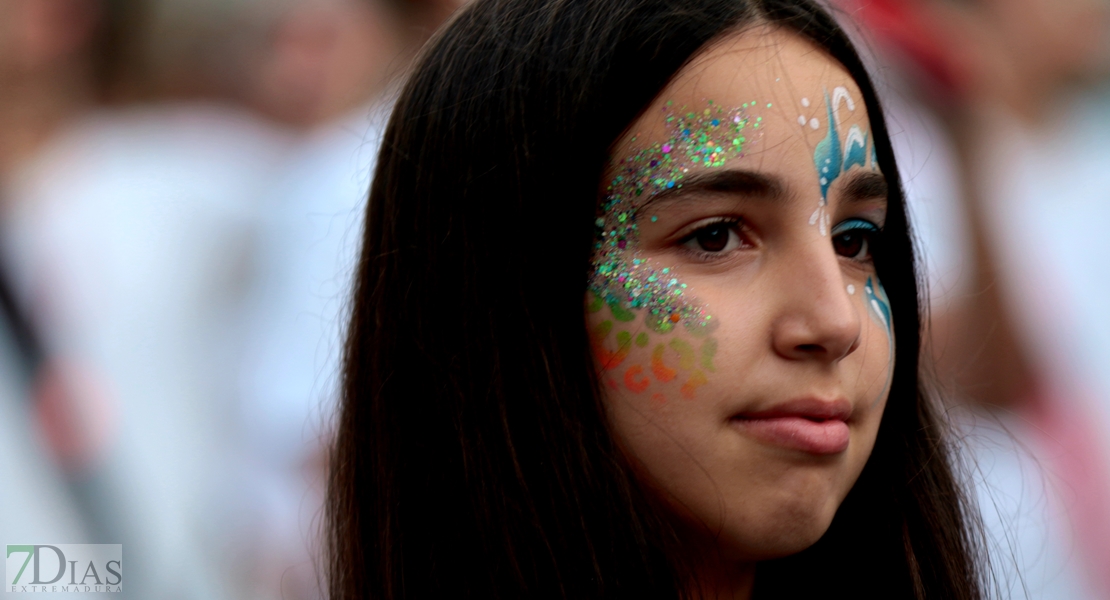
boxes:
[328,0,987,597]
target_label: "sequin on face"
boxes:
[588,101,758,332]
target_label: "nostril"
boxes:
[795,343,823,353]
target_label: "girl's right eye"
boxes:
[679,218,745,256]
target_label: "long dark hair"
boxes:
[328,0,987,597]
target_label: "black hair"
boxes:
[328,0,987,597]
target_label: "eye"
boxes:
[680,218,744,255]
[830,218,880,261]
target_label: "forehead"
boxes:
[612,26,870,166]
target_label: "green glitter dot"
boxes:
[595,320,613,338]
[650,215,658,222]
[646,315,674,334]
[586,293,603,313]
[766,103,773,108]
[608,299,636,322]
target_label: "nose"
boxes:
[769,240,862,363]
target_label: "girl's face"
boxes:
[587,27,892,561]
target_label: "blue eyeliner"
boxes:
[830,218,879,237]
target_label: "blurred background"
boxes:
[0,0,1107,598]
[0,0,463,598]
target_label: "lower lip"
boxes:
[730,417,850,454]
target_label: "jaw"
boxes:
[654,451,852,562]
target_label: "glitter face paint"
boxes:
[589,291,721,402]
[589,100,760,332]
[587,100,762,401]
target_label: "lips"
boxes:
[729,397,852,455]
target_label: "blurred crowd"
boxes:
[0,1,461,598]
[0,0,1107,598]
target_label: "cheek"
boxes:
[588,298,730,515]
[587,302,718,405]
[858,277,894,408]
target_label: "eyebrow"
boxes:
[634,168,888,212]
[839,171,889,205]
[638,169,785,211]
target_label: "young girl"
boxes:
[327,0,987,597]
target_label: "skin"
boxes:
[587,27,892,599]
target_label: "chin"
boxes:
[722,492,843,560]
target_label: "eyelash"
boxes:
[830,218,882,263]
[676,217,750,262]
[672,216,882,264]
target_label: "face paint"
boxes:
[813,91,842,211]
[842,125,868,172]
[590,319,630,370]
[650,344,679,383]
[805,88,877,236]
[623,365,651,393]
[589,100,761,332]
[863,276,894,407]
[587,100,764,403]
[589,292,718,402]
